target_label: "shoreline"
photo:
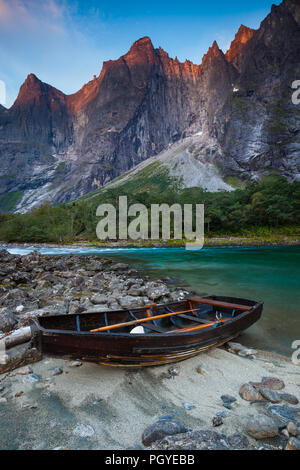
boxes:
[0,249,299,450]
[0,237,300,249]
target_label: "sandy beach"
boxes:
[0,346,299,450]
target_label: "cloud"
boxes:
[0,0,66,34]
[0,0,107,107]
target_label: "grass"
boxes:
[0,191,23,213]
[67,226,300,248]
[224,176,245,189]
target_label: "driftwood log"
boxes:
[0,326,42,374]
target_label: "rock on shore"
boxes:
[0,249,187,325]
[0,248,188,373]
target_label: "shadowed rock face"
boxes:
[0,0,299,212]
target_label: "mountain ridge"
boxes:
[0,0,299,213]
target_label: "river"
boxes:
[3,245,300,356]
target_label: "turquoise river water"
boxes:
[4,245,300,356]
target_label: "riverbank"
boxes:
[1,235,300,249]
[0,347,299,450]
[0,248,299,450]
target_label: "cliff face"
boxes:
[217,0,300,182]
[0,0,299,212]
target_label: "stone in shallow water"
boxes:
[73,424,95,438]
[245,414,279,439]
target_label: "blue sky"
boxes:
[0,0,281,107]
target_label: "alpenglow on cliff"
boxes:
[0,0,299,212]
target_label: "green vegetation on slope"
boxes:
[0,177,299,243]
[0,191,23,213]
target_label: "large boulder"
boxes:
[146,283,169,301]
[0,289,29,308]
[268,405,300,426]
[119,296,144,309]
[90,294,108,305]
[239,383,264,402]
[245,415,279,439]
[259,387,282,403]
[251,377,285,391]
[142,418,187,447]
[110,263,129,271]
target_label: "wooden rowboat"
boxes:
[31,296,263,367]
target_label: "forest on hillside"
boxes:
[0,178,299,244]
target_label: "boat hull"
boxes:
[35,296,263,367]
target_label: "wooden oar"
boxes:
[90,303,237,333]
[168,317,230,334]
[189,297,252,311]
[90,306,206,333]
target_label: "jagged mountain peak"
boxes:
[124,36,157,67]
[0,0,299,213]
[211,40,220,51]
[12,72,66,109]
[201,40,225,67]
[128,36,154,50]
[225,24,255,66]
[278,0,300,26]
[67,37,156,114]
[24,73,40,83]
